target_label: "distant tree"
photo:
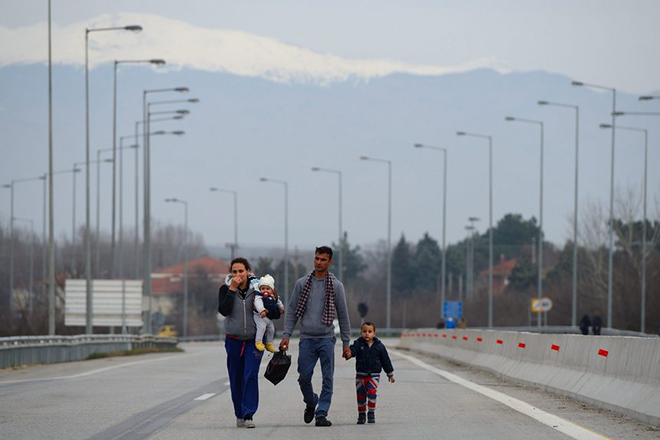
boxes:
[331,232,367,287]
[411,233,441,291]
[391,234,412,294]
[254,257,275,277]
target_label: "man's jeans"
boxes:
[297,337,335,418]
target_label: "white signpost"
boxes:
[65,279,143,327]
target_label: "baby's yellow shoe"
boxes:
[255,341,265,352]
[265,342,276,353]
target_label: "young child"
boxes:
[345,322,395,424]
[253,274,285,353]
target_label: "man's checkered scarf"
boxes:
[294,271,336,326]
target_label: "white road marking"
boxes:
[194,393,216,401]
[224,381,231,386]
[0,351,205,385]
[392,351,612,440]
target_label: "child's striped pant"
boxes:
[355,375,380,413]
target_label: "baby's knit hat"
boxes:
[258,274,275,290]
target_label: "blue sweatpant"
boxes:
[225,338,264,419]
[297,338,335,418]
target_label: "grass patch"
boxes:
[86,346,183,360]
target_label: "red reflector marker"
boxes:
[477,337,483,342]
[462,336,468,341]
[442,334,447,338]
[518,342,526,348]
[452,335,457,340]
[551,344,560,351]
[434,334,438,338]
[598,349,609,357]
[496,339,503,345]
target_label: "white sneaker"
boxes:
[245,419,255,428]
[236,418,245,427]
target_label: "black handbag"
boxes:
[264,350,291,386]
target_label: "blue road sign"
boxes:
[443,301,463,320]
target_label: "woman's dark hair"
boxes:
[230,257,251,272]
[361,321,376,332]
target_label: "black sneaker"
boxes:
[367,412,375,424]
[315,416,332,427]
[357,413,366,425]
[304,406,315,424]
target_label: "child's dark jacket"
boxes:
[349,337,394,377]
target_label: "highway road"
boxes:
[0,339,657,439]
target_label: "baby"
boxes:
[254,274,284,352]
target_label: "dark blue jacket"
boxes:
[349,337,394,377]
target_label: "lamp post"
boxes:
[464,225,475,301]
[165,198,189,337]
[259,178,289,308]
[359,156,392,333]
[467,217,480,301]
[572,80,616,328]
[538,100,580,328]
[209,188,238,260]
[506,116,545,327]
[47,0,55,335]
[13,217,34,312]
[110,59,166,278]
[311,167,343,282]
[600,123,648,333]
[412,144,448,319]
[134,116,184,278]
[3,175,49,313]
[456,132,494,327]
[85,24,142,335]
[142,121,186,334]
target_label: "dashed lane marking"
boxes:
[194,393,216,401]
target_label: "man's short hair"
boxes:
[315,246,333,259]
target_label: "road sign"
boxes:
[443,301,463,319]
[531,297,553,313]
[65,279,143,327]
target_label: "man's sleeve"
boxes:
[282,280,301,338]
[334,281,351,348]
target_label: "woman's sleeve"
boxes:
[217,284,235,316]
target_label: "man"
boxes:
[280,246,351,427]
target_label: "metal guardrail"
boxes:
[468,326,655,338]
[0,334,178,369]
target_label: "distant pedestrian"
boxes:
[592,314,603,336]
[579,314,591,336]
[218,257,263,429]
[280,246,351,427]
[345,322,395,424]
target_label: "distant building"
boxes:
[150,256,229,316]
[479,254,517,295]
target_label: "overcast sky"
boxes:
[2,0,660,94]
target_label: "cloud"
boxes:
[0,13,511,85]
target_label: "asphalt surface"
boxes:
[0,339,658,439]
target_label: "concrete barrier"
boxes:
[399,329,660,426]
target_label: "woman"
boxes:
[218,257,263,429]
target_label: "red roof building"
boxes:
[479,254,517,295]
[152,256,229,296]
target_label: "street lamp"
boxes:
[134,116,184,278]
[85,23,142,335]
[3,175,50,313]
[209,187,239,260]
[639,96,660,101]
[259,178,289,308]
[142,87,189,335]
[110,59,166,278]
[456,132,494,327]
[467,217,480,301]
[572,80,616,329]
[165,197,189,338]
[142,124,185,334]
[600,123,649,333]
[13,217,34,313]
[538,100,580,328]
[359,155,392,332]
[413,144,448,320]
[506,116,545,327]
[311,167,343,282]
